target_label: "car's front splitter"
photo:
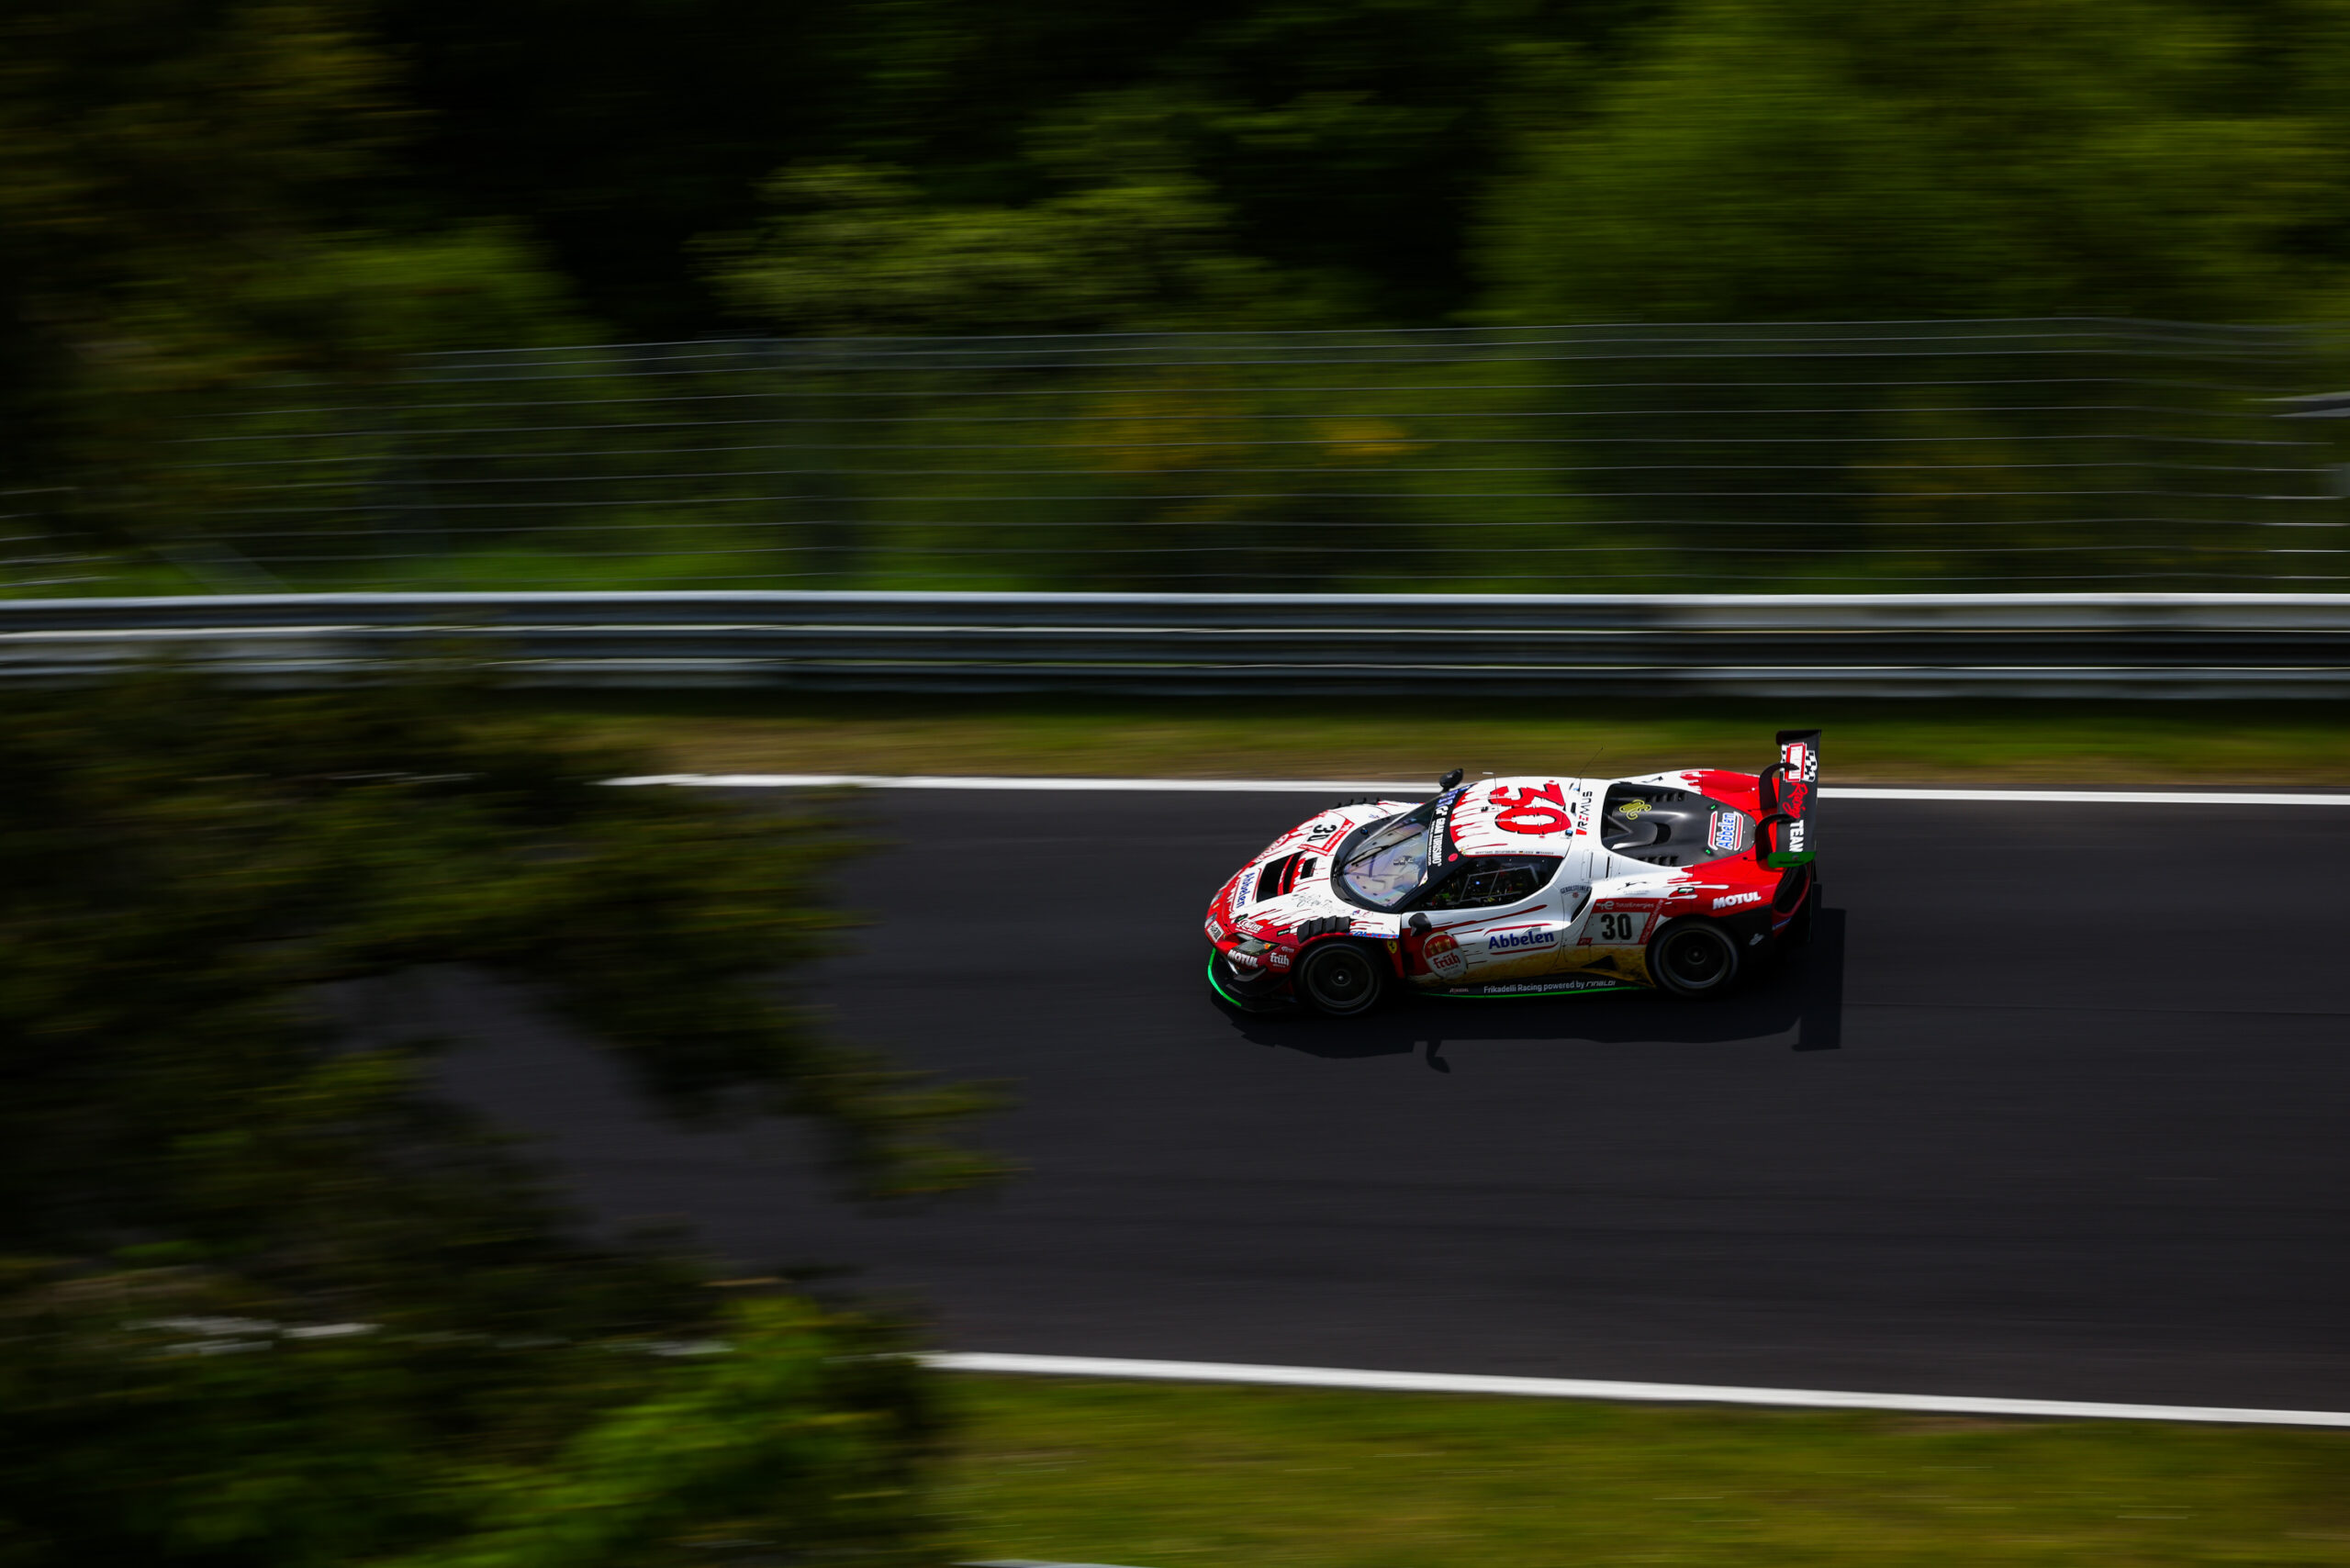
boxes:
[1205,951,1300,1014]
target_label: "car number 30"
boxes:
[1594,911,1640,942]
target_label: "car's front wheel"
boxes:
[1649,918,1740,999]
[1296,940,1385,1016]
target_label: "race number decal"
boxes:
[1490,780,1572,835]
[1583,899,1656,946]
[1594,911,1641,943]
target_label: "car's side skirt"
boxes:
[1422,975,1647,1001]
[1208,953,1648,1010]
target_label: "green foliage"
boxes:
[1483,0,2350,322]
[0,669,990,1565]
[702,2,1567,334]
[404,1299,938,1568]
[1,1281,946,1568]
[11,0,2350,428]
[13,0,2350,588]
[0,670,991,1226]
[708,141,1283,337]
[0,0,583,532]
[373,0,845,336]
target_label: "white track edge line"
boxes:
[924,1352,2350,1428]
[1828,785,2350,805]
[610,773,2350,806]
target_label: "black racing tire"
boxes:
[1296,939,1385,1017]
[1649,918,1741,999]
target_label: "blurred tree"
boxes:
[1482,0,2350,321]
[1145,0,1571,326]
[373,0,846,338]
[2,1289,944,1568]
[0,0,581,540]
[706,102,1290,335]
[0,670,992,1565]
[702,1,1628,334]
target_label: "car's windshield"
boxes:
[1337,804,1437,909]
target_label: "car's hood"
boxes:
[1207,795,1414,941]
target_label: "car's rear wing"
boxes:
[1759,729,1819,868]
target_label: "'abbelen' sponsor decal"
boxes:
[1485,925,1558,952]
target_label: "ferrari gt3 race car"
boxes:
[1205,731,1820,1015]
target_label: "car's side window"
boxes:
[1419,856,1561,911]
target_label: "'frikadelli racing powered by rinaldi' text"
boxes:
[1204,731,1821,1016]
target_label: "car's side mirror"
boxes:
[1408,913,1431,933]
[1438,767,1463,790]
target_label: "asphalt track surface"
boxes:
[439,788,2350,1410]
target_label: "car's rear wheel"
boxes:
[1649,919,1740,999]
[1297,940,1384,1016]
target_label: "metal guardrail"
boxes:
[6,589,2350,697]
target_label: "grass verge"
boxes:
[941,1375,2350,1567]
[521,693,2350,788]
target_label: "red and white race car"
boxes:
[1205,731,1820,1015]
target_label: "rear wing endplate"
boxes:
[1759,729,1819,868]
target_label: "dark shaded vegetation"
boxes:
[7,0,2349,587]
[11,0,2349,487]
[0,669,996,1564]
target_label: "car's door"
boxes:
[1411,852,1580,983]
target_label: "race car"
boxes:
[1205,731,1820,1015]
